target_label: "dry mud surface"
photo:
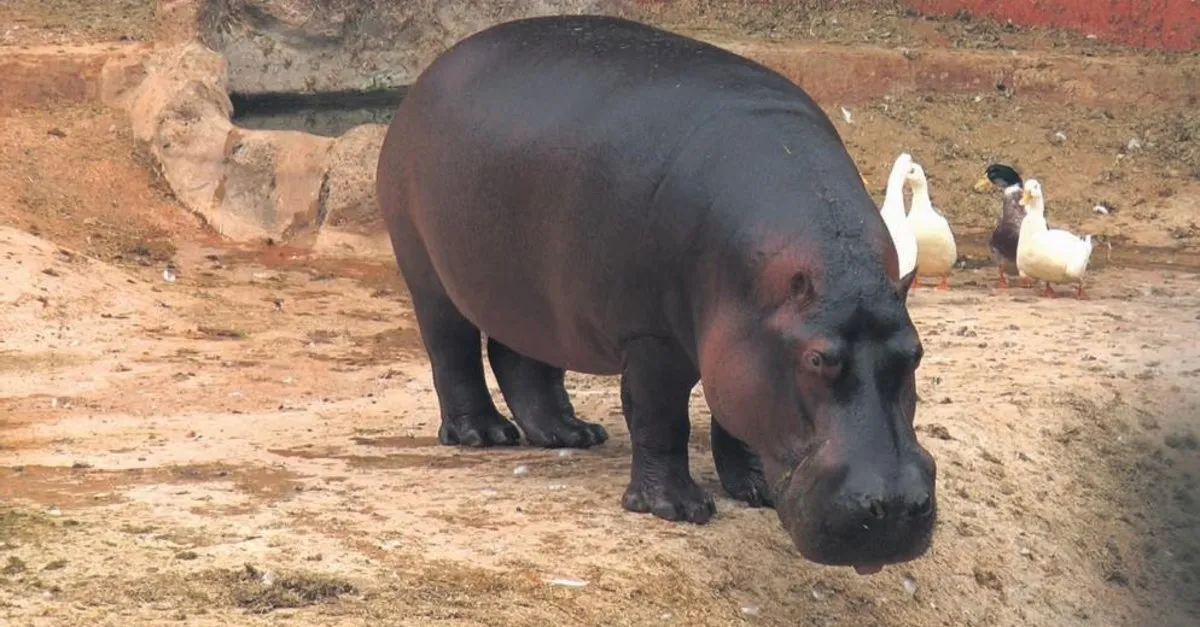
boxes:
[2,2,1200,626]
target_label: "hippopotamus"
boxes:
[376,15,937,573]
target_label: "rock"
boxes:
[310,123,391,258]
[972,566,1003,591]
[120,42,338,242]
[217,127,334,238]
[98,47,151,109]
[320,123,386,235]
[124,44,236,230]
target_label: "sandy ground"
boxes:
[3,3,1200,626]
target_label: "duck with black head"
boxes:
[975,163,1030,288]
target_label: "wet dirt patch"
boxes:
[336,307,392,322]
[197,241,407,295]
[55,553,733,623]
[353,327,424,361]
[70,562,359,616]
[304,327,424,368]
[268,442,601,478]
[0,507,62,546]
[0,350,96,374]
[350,435,441,449]
[0,462,305,510]
[191,325,249,340]
[0,396,73,436]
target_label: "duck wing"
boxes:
[989,190,1025,261]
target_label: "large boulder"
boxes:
[114,42,336,242]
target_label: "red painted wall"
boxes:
[907,0,1200,51]
[630,1,1200,51]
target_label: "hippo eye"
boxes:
[802,348,843,379]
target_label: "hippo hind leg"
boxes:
[485,339,609,448]
[710,417,773,508]
[390,227,520,447]
[618,337,716,524]
[407,290,522,447]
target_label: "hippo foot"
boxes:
[519,416,609,449]
[711,420,773,507]
[438,413,521,447]
[622,474,716,524]
[718,466,774,508]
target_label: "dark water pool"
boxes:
[229,88,408,137]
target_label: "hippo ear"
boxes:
[896,269,917,302]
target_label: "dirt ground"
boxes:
[3,3,1200,626]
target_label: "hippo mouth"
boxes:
[768,455,937,574]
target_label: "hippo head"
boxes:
[697,232,936,574]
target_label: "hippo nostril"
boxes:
[867,499,886,520]
[909,493,933,518]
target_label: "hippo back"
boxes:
[376,15,887,374]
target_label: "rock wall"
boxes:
[197,0,611,95]
[194,0,907,95]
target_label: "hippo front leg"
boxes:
[711,417,773,508]
[618,338,716,524]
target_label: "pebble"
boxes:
[545,576,587,587]
[513,465,529,476]
[811,581,834,601]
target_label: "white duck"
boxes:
[880,153,918,281]
[1015,179,1094,299]
[904,162,957,290]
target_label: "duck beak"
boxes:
[1020,190,1033,206]
[973,176,992,193]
